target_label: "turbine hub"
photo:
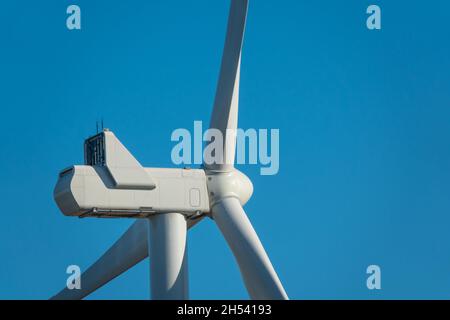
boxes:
[205,169,254,210]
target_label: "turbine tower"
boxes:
[52,0,288,300]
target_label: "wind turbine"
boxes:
[52,0,288,300]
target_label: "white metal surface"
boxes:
[206,0,248,171]
[206,169,253,208]
[54,166,210,217]
[102,130,156,190]
[212,197,288,300]
[148,213,189,300]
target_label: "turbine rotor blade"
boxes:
[212,197,288,300]
[51,218,202,300]
[206,0,249,171]
[51,220,148,300]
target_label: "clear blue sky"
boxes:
[1,0,450,299]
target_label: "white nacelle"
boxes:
[54,130,210,218]
[54,166,210,218]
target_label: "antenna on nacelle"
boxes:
[95,119,105,134]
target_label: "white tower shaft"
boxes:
[148,213,189,300]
